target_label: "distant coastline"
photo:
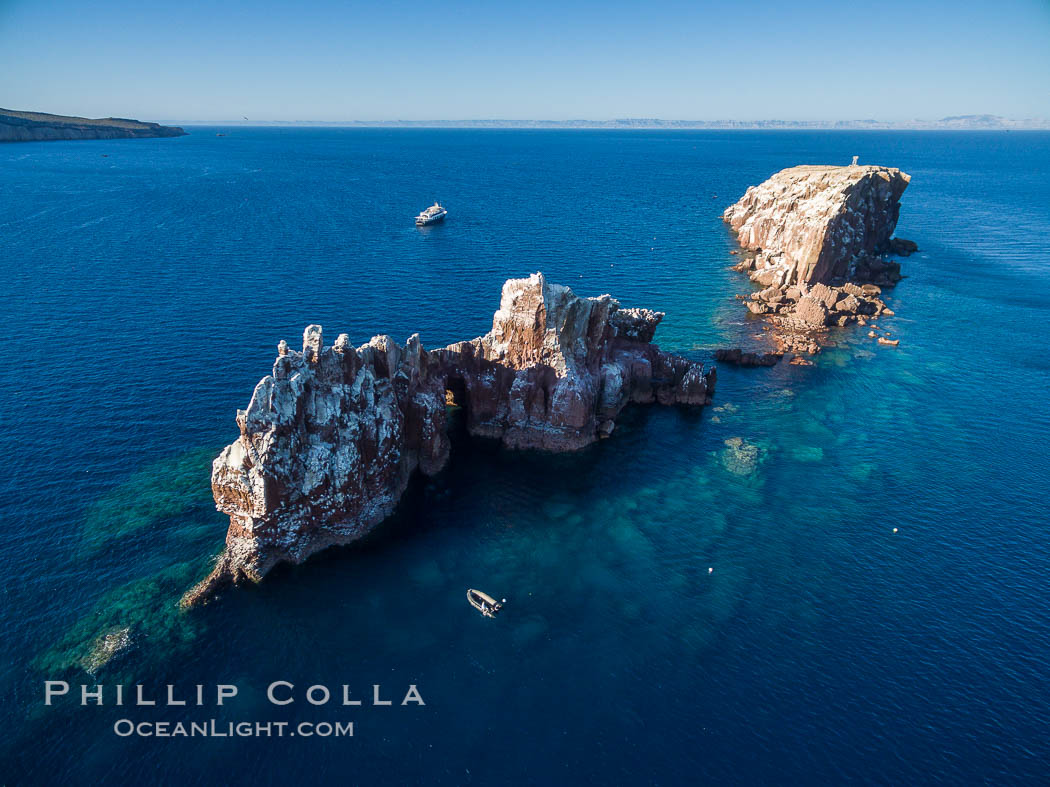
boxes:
[0,109,186,143]
[173,114,1049,130]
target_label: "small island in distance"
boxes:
[0,108,186,142]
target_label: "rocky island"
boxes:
[724,164,917,354]
[183,274,714,607]
[0,108,186,142]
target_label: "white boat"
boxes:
[415,202,447,226]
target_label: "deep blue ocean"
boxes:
[1,129,1048,785]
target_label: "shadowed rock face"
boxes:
[182,273,714,606]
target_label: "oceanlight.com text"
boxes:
[113,719,354,737]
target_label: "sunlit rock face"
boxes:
[183,273,714,606]
[723,164,915,352]
[724,164,912,288]
[434,273,713,450]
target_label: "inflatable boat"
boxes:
[467,589,504,618]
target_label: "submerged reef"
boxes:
[724,164,917,354]
[80,627,132,676]
[182,273,715,607]
[36,560,206,679]
[78,447,218,557]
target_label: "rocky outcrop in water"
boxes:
[0,108,186,142]
[724,164,915,352]
[724,164,913,287]
[80,627,131,676]
[182,274,714,607]
[714,348,782,367]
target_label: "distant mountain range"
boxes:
[175,114,1050,130]
[0,109,186,142]
[4,109,1047,140]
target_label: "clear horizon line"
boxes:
[161,115,1050,130]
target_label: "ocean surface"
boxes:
[1,129,1048,785]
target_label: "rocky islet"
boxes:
[723,164,917,354]
[183,273,715,606]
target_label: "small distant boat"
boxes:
[415,202,447,226]
[467,589,504,618]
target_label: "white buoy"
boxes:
[893,527,898,533]
[708,567,714,574]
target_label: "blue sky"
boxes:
[2,0,1049,121]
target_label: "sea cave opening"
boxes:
[444,374,470,439]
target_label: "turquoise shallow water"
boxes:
[1,129,1048,784]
